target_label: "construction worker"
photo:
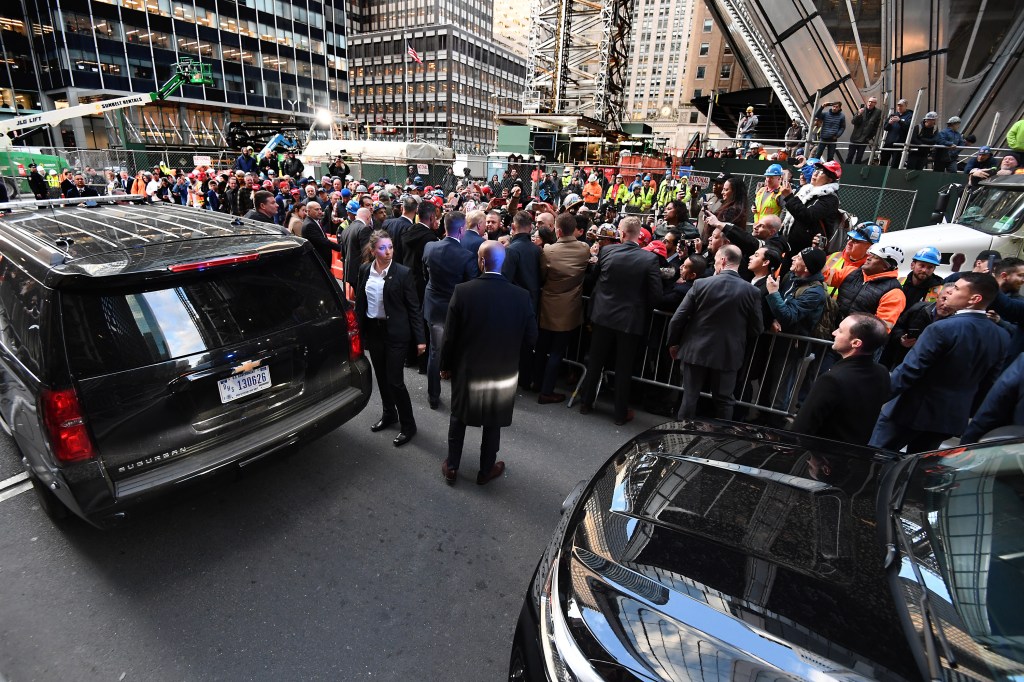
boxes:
[627,174,657,213]
[605,173,628,209]
[582,173,603,210]
[752,163,785,223]
[822,221,882,296]
[899,246,943,306]
[656,175,677,210]
[561,168,573,190]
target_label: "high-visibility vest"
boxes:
[605,183,627,204]
[583,182,603,205]
[902,275,942,304]
[629,185,656,211]
[753,186,783,223]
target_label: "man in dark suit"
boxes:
[503,210,542,387]
[668,244,764,421]
[339,207,372,296]
[789,314,891,445]
[578,217,662,425]
[870,272,1009,452]
[422,211,478,409]
[461,210,487,256]
[383,196,418,263]
[355,233,426,447]
[301,202,341,269]
[401,200,440,371]
[439,241,538,485]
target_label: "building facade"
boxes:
[0,0,350,150]
[347,0,526,152]
[624,0,747,149]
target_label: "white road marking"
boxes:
[0,471,29,489]
[0,480,32,503]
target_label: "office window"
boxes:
[703,19,713,32]
[720,63,731,79]
[693,88,702,98]
[695,66,705,79]
[699,43,709,56]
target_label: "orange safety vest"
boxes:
[583,182,603,205]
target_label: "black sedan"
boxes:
[510,420,1024,681]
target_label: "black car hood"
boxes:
[561,420,918,681]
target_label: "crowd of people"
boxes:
[32,138,1024,471]
[715,104,1024,177]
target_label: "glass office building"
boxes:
[0,0,350,149]
[347,0,526,152]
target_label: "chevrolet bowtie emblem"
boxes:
[232,359,263,374]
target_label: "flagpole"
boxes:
[403,35,410,141]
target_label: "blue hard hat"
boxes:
[340,188,352,198]
[847,221,882,244]
[913,246,941,266]
[413,175,424,185]
[346,199,360,214]
[764,164,784,176]
[644,174,652,181]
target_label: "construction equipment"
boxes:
[0,58,212,151]
[225,122,301,160]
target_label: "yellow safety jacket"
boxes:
[605,183,628,204]
[753,186,783,223]
[628,184,657,212]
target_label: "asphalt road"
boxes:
[0,368,665,682]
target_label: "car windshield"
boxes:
[60,251,343,378]
[959,187,1024,235]
[896,441,1024,679]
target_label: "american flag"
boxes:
[407,43,423,64]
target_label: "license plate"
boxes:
[217,366,271,403]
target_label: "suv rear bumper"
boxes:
[61,356,371,526]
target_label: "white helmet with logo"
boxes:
[867,243,905,269]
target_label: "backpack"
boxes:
[794,280,839,340]
[823,209,856,253]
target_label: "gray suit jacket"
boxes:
[668,269,764,371]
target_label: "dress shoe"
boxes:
[371,416,396,432]
[393,430,416,447]
[614,409,635,426]
[428,397,440,410]
[579,403,592,415]
[441,459,457,484]
[538,392,566,405]
[476,461,505,485]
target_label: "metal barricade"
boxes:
[559,302,834,421]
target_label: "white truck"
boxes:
[878,175,1024,276]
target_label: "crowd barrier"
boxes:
[558,303,833,422]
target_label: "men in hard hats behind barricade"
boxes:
[753,164,785,224]
[899,247,944,306]
[605,173,629,210]
[821,221,882,297]
[626,174,657,214]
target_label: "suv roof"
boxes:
[0,201,295,283]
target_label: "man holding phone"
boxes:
[846,97,881,165]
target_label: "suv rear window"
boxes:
[61,251,344,378]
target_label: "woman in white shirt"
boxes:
[354,231,426,448]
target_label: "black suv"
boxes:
[0,198,371,526]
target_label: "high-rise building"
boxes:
[0,0,351,150]
[624,0,747,149]
[492,3,529,59]
[347,0,526,152]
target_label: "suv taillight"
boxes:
[40,388,96,463]
[345,308,362,360]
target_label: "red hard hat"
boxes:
[814,160,842,180]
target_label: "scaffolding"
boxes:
[523,0,637,130]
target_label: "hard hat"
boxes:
[594,223,620,241]
[588,174,598,182]
[912,246,941,266]
[764,164,784,176]
[563,193,582,208]
[372,201,386,212]
[413,175,424,185]
[924,111,938,120]
[356,184,367,192]
[340,188,352,198]
[980,146,992,154]
[563,168,571,175]
[49,169,57,175]
[947,116,961,125]
[346,199,360,213]
[813,159,842,180]
[847,222,882,244]
[867,243,904,269]
[644,174,652,181]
